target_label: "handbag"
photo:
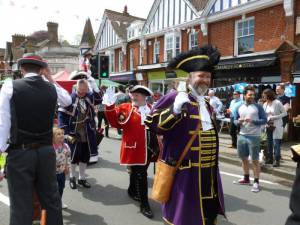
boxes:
[266,120,276,132]
[151,121,202,204]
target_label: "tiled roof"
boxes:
[188,0,209,11]
[105,9,146,40]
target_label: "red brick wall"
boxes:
[127,40,140,70]
[249,4,286,51]
[114,48,121,72]
[181,30,189,52]
[147,38,154,64]
[209,17,238,56]
[208,4,287,56]
[157,36,164,63]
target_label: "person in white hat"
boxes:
[105,84,159,219]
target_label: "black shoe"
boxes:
[273,160,280,167]
[128,189,140,202]
[140,204,153,219]
[78,179,91,188]
[69,177,77,189]
[265,159,273,164]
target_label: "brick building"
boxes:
[4,22,80,74]
[94,6,146,82]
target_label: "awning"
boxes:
[215,53,278,70]
[96,79,119,87]
[109,72,135,81]
[148,69,188,80]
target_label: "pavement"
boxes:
[218,132,298,181]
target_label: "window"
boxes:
[165,32,181,61]
[110,52,115,72]
[165,35,174,62]
[153,41,160,63]
[189,32,198,50]
[140,46,144,65]
[118,51,123,72]
[235,17,254,55]
[130,48,134,70]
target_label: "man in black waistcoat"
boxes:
[0,53,72,225]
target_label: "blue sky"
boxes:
[0,0,153,48]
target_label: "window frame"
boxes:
[189,31,198,50]
[153,41,160,64]
[164,32,181,62]
[234,16,255,56]
[110,52,115,73]
[118,51,123,72]
[129,48,134,71]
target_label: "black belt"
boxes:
[9,143,48,150]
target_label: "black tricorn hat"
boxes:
[167,44,220,73]
[130,85,153,96]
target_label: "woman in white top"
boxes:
[262,89,287,167]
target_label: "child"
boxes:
[53,127,71,209]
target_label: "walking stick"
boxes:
[40,210,47,225]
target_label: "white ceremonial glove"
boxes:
[106,86,116,105]
[173,92,190,114]
[87,76,100,93]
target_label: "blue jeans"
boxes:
[267,131,282,161]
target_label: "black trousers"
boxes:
[6,145,63,225]
[229,120,238,147]
[98,111,109,136]
[129,164,150,206]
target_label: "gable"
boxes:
[96,16,121,50]
[208,0,257,15]
[143,0,199,35]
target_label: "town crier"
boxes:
[105,85,159,219]
[145,45,225,225]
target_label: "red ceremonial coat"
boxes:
[105,103,150,165]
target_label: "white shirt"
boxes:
[189,86,213,131]
[138,104,151,125]
[0,73,72,152]
[209,96,223,115]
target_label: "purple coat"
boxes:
[145,91,225,225]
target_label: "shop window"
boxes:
[189,32,198,50]
[153,41,160,63]
[235,17,254,55]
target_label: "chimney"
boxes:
[123,5,129,16]
[47,22,59,43]
[12,34,26,48]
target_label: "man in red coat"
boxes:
[105,85,158,219]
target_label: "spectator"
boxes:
[98,85,110,137]
[262,88,287,167]
[207,89,223,116]
[233,86,267,192]
[228,91,243,148]
[276,84,291,128]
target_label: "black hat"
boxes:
[17,53,48,68]
[167,44,220,73]
[130,85,153,96]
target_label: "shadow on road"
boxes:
[63,208,108,225]
[261,186,291,198]
[88,158,125,173]
[224,194,265,213]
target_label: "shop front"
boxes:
[213,53,280,87]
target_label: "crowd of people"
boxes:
[0,45,299,225]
